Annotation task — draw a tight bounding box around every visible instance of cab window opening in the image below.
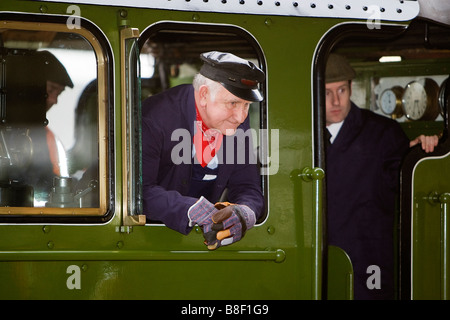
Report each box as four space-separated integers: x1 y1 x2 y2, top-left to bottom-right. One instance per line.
136 23 268 225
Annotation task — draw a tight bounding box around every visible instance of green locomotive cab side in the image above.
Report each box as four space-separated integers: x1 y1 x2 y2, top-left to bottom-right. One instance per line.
0 0 449 301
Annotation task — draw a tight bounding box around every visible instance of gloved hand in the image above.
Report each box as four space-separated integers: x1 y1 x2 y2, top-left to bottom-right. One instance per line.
187 196 218 228
202 202 256 250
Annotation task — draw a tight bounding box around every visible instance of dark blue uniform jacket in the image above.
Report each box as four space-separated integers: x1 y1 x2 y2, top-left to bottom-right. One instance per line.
142 84 263 235
326 103 409 300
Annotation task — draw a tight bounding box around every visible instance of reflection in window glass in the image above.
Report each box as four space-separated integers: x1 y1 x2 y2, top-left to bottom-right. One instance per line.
0 29 99 208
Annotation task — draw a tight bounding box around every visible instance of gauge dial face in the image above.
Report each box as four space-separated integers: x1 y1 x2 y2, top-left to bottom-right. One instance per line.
439 78 448 116
402 81 427 120
380 89 397 115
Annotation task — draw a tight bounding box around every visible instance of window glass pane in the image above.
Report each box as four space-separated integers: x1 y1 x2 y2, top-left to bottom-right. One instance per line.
0 26 100 210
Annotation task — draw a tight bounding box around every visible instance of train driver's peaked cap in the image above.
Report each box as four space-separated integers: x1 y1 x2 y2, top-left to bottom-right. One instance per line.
326 53 356 84
199 51 265 102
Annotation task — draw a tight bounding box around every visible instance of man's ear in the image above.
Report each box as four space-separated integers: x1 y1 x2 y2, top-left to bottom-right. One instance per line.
197 85 209 107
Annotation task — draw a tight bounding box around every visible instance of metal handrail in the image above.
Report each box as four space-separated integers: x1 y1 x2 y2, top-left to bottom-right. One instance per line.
299 167 325 300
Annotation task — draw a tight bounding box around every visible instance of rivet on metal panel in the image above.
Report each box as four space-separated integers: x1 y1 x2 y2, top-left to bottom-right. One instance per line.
119 9 128 18
275 249 286 263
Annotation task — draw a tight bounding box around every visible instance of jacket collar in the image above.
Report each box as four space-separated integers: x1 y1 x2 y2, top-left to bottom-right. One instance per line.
330 102 364 150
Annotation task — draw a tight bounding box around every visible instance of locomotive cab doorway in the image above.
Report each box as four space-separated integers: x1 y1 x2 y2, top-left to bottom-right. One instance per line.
316 19 450 299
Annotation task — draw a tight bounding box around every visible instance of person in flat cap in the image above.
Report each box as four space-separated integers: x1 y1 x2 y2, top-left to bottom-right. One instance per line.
17 50 74 203
324 53 438 300
141 51 265 249
37 50 74 112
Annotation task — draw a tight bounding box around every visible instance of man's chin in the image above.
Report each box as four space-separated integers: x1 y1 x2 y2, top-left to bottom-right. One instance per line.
223 128 237 136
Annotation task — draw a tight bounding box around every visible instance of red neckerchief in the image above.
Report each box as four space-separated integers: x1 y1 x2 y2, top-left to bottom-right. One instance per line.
193 105 223 167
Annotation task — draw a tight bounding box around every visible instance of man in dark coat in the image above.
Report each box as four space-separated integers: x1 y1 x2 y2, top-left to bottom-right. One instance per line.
142 51 264 249
325 53 438 299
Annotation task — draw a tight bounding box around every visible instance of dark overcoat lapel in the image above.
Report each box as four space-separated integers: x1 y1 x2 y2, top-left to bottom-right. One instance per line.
326 102 409 299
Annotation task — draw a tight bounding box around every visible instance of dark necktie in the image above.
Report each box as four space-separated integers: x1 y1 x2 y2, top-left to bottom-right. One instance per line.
325 128 332 147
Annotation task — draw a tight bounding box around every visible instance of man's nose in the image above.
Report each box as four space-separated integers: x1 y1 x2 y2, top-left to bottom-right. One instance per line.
331 91 340 106
233 107 247 124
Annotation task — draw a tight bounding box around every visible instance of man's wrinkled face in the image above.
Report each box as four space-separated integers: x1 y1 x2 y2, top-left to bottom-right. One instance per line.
199 84 251 136
325 80 352 126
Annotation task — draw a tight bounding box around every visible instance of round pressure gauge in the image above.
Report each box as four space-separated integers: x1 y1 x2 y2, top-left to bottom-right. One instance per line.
379 86 404 118
402 78 440 121
438 77 449 116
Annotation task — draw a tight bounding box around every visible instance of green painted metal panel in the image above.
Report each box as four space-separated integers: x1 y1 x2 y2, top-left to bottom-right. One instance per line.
411 152 450 299
327 245 354 300
0 0 353 300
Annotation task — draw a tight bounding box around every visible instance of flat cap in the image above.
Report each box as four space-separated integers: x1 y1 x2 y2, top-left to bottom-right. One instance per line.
326 53 356 83
199 51 265 102
37 50 74 88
